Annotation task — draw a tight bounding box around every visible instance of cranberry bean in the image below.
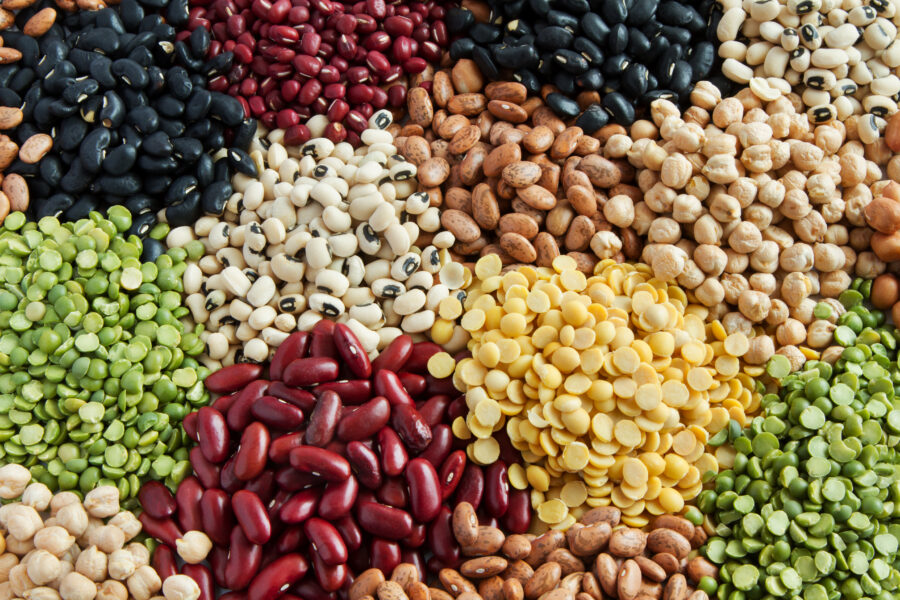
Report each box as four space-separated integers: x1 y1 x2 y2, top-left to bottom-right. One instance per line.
318 475 358 520
270 332 310 381
268 382 316 411
390 403 432 452
175 477 205 532
305 390 341 447
197 407 230 463
226 527 263 591
376 477 408 508
250 396 305 429
345 441 382 489
227 380 270 431
336 395 391 441
274 525 306 553
205 363 263 393
138 481 176 519
234 422 270 481
503 489 532 534
439 450 467 500
138 513 183 548
405 458 441 523
484 462 510 518
369 539 401 575
283 357 339 387
333 516 363 551
314 379 372 404
304 518 348 565
233 490 272 545
454 463 485 509
279 489 320 523
356 501 414 540
289 446 352 481
377 427 408 477
200 489 235 546
152 544 178 581
247 554 308 600
189 447 220 489
427 506 460 566
183 564 215 600
374 370 413 407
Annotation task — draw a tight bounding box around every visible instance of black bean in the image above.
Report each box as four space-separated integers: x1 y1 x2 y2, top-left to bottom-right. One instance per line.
647 35 671 61
165 192 201 227
40 155 64 187
528 0 551 15
513 69 541 95
558 0 589 14
37 194 75 219
128 211 157 238
446 7 475 33
626 0 658 25
112 58 149 88
0 89 21 107
9 68 35 94
574 37 604 65
200 180 231 214
10 35 39 66
505 20 533 37
602 54 630 77
669 60 692 93
227 147 258 177
626 29 651 55
580 13 610 46
76 28 121 54
208 92 243 126
57 116 89 151
575 104 609 133
124 194 154 216
657 1 691 25
546 9 579 28
449 37 475 60
660 25 691 45
102 144 138 175
553 71 577 95
493 44 538 70
622 63 650 97
95 174 141 195
49 99 78 119
536 25 574 49
553 49 589 74
546 93 580 118
473 46 500 81
0 65 17 88
470 23 502 45
213 157 230 182
143 174 172 194
575 69 603 91
62 79 99 105
203 51 232 78
167 66 192 99
155 95 185 118
184 119 212 140
601 0 627 23
60 158 90 193
80 128 111 173
602 92 634 124
185 89 211 121
642 89 679 105
607 23 629 53
126 105 158 134
189 26 210 58
94 9 126 34
687 41 714 79
65 196 101 220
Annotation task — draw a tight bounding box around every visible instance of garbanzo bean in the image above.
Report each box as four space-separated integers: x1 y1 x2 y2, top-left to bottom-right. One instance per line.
451 255 763 527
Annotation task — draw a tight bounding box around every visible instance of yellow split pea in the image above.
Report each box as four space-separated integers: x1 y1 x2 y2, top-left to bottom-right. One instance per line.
451 256 762 526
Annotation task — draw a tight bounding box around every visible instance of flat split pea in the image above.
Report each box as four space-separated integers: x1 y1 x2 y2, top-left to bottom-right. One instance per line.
452 255 764 528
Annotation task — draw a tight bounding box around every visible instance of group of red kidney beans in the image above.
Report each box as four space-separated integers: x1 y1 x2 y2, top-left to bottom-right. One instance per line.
179 0 450 145
135 320 530 600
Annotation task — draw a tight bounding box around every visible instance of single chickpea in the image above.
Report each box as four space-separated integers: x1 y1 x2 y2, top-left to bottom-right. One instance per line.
77 519 104 550
9 564 34 597
174 532 212 566
96 581 127 600
631 202 655 235
33 527 74 558
124 544 149 569
22 586 60 600
647 217 681 244
0 553 19 582
589 231 622 259
644 182 676 213
88 527 124 555
790 298 818 325
672 194 703 223
806 320 837 348
59 572 97 600
104 514 139 544
6 536 34 557
780 243 814 272
749 273 777 295
0 466 30 501
21 485 52 513
0 581 12 600
713 98 745 129
782 272 812 306
25 551 60 587
602 195 635 228
650 247 686 282
724 249 750 274
693 215 723 245
690 81 723 110
106 550 135 581
793 210 827 243
722 274 750 305
722 312 753 336
702 155 740 184
776 318 807 346
74 546 106 583
605 134 634 157
676 259 705 289
744 335 775 365
820 270 851 298
727 221 763 253
6 506 43 542
82 488 119 520
694 277 725 307
161 576 201 600
813 243 845 272
738 290 771 322
127 566 161 600
855 252 886 279
708 193 741 222
54 505 88 538
843 184 872 226
820 197 845 224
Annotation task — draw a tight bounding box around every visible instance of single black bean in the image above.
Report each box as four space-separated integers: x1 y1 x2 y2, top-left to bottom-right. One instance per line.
65 196 102 220
9 68 35 94
660 25 691 45
558 0 589 13
10 35 39 67
622 63 650 98
125 194 154 215
167 66 192 99
626 29 651 55
49 99 78 119
213 157 230 182
57 116 89 151
60 158 91 194
574 37 604 65
535 25 573 49
602 91 634 124
166 0 189 26
62 79 99 105
127 105 159 135
112 58 149 88
446 7 475 33
137 155 178 172
165 192 201 227
142 131 172 156
102 144 138 175
158 117 185 138
37 194 75 219
95 9 126 34
95 174 141 196
173 137 202 162
40 155 64 187
128 211 157 238
575 104 609 133
575 68 603 91
473 46 501 81
208 92 243 126
546 93 580 118
553 49 589 74
626 0 658 25
687 41 714 79
669 60 693 92
226 147 257 177
581 12 610 46
189 27 210 58
184 119 212 140
80 128 111 173
602 54 629 77
601 0 627 23
203 52 232 77
155 95 185 118
505 20 533 37
0 88 21 107
492 44 538 70
449 37 474 60
607 23 629 53
100 91 126 128
200 180 231 214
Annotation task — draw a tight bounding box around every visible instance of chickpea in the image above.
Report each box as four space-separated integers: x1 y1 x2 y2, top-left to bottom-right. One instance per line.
126 567 161 600
693 215 723 245
22 586 60 600
694 277 725 307
776 318 807 346
49 495 80 518
744 335 775 364
722 274 750 305
103 516 138 545
790 298 818 325
0 466 30 501
644 182 676 213
782 272 812 306
727 222 762 253
647 217 681 244
25 552 60 587
161 576 200 600
855 252 886 279
96 581 127 600
123 545 148 570
21 486 52 513
631 202 655 235
82 489 119 520
54 505 87 539
7 506 43 542
0 554 19 583
74 547 106 583
650 247 686 282
59 572 96 600
806 320 836 348
693 245 728 277
749 273 776 295
9 564 34 597
820 345 845 364
724 249 750 274
765 299 790 326
106 551 134 582
33 529 74 559
722 312 753 336
672 194 703 223
676 259 705 289
793 210 827 243
87 528 123 555
602 195 635 228
7 536 35 557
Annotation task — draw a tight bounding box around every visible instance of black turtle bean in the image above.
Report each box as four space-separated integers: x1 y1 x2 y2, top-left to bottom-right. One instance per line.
80 128 111 173
102 144 138 175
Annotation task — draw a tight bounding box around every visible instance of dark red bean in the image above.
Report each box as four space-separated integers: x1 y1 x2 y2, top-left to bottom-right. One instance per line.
336 396 390 441
370 336 412 373
396 372 426 397
304 518 347 566
318 476 358 520
197 407 230 464
418 424 452 467
275 467 318 491
345 441 382 489
212 392 238 414
247 554 308 600
403 342 441 373
233 490 272 545
274 525 306 553
138 481 176 519
405 458 441 523
250 396 305 429
243 470 276 504
183 412 199 442
454 462 485 509
305 390 341 447
234 422 270 481
377 427 408 477
310 320 338 358
313 379 372 405
152 544 177 580
283 357 339 387
206 363 263 393
138 513 183 548
269 432 306 464
426 506 459 566
267 382 316 411
183 564 215 600
374 370 414 407
484 461 509 518
333 516 363 551
383 15 413 36
200 489 235 546
369 539 401 575
390 403 432 453
279 489 320 523
438 450 466 500
356 501 413 540
289 446 352 481
189 447 220 490
503 488 532 534
365 50 390 74
333 323 372 378
402 522 427 549
226 380 270 431
226 526 263 591
270 332 310 381
376 476 408 508
175 476 205 532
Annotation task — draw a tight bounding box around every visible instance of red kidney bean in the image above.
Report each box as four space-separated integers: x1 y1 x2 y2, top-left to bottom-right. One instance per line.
268 382 316 411
233 490 272 545
205 363 263 393
175 477 204 532
484 461 509 518
426 506 459 567
183 412 199 442
377 427 408 477
183 564 215 600
402 522 427 549
312 553 348 592
269 432 306 463
234 422 270 481
274 525 306 553
397 372 426 397
304 518 347 565
189 447 220 490
369 539 401 575
310 320 338 358
375 476 408 508
197 407 230 464
220 457 242 494
305 390 341 447
503 489 532 534
138 513 183 548
247 554 308 600
390 404 432 453
405 458 441 523
345 441 382 489
279 489 320 523
356 501 413 540
374 370 414 407
211 392 238 414
332 323 372 378
418 424 452 467
318 476 358 520
209 546 229 588
283 357 339 387
289 446 351 481
270 332 310 381
226 527 264 590
275 466 318 491
243 469 276 504
438 450 466 500
333 516 362 551
314 379 372 405
227 380 270 431
138 481 176 519
152 544 178 580
336 395 390 441
454 463 485 509
250 395 305 429
402 342 441 374
200 489 235 546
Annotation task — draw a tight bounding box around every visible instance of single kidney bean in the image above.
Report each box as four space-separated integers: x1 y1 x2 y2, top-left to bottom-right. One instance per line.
484 462 510 518
290 446 352 481
205 363 264 393
305 389 341 447
425 373 457 396
183 564 215 600
244 470 276 505
309 320 338 359
283 357 340 387
226 526 264 591
234 490 272 545
279 489 320 523
334 323 372 378
402 522 427 549
417 424 452 467
209 546 230 588
189 447 221 490
304 518 348 566
289 582 330 600
333 516 363 551
503 489 532 534
405 458 441 523
175 476 205 533
312 552 349 592
152 544 178 580
390 404 432 453
138 481 177 519
377 427 408 477
212 392 238 414
402 342 441 373
183 412 199 442
318 476 358 520
417 395 451 428
374 370 414 407
268 382 316 411
345 441 382 489
220 457 242 495
274 525 306 553
426 506 459 567
234 422 271 481
200 489 235 546
275 467 319 491
369 538 401 575
269 432 306 463
227 380 271 431
247 554 309 600
397 372 426 397
454 463 485 509
376 477 408 508
138 513 183 548
198 406 230 463
313 380 372 405
356 501 413 540
251 396 305 429
270 331 310 381
439 450 467 500
336 396 390 441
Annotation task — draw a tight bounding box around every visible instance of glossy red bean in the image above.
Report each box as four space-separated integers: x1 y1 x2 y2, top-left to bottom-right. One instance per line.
418 424 452 467
345 66 371 84
183 412 199 442
250 396 305 429
206 363 263 393
274 525 306 553
397 372 425 397
243 469 276 504
283 357 339 387
374 370 414 407
439 450 466 499
279 489 320 523
197 407 230 463
391 36 413 62
189 447 220 490
346 84 374 104
227 379 270 431
304 518 347 566
200 489 235 546
377 427 408 477
297 79 323 106
369 539 401 575
402 57 427 73
383 15 413 36
211 392 238 414
405 458 441 523
336 395 390 441
484 461 509 518
390 403 432 453
333 323 372 378
345 441 382 489
418 397 451 428
333 515 363 551
327 99 350 122
402 342 441 373
426 506 459 566
289 446 351 481
362 31 390 51
247 554 308 600
356 501 413 540
267 382 316 411
503 488 532 534
284 124 312 146
403 522 427 549
305 390 341 447
376 476 408 508
275 466 318 491
209 545 229 588
175 476 205 532
268 432 306 464
234 422 270 481
345 110 368 133
152 544 177 580
226 526 263 590
183 564 215 600
318 476 358 520
138 481 176 519
233 490 272 545
388 84 407 107
454 462 484 509
365 50 389 74
138 513 183 548
314 379 372 405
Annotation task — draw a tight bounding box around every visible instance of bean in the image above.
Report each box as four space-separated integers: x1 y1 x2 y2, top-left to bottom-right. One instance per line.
289 446 352 481
305 518 348 565
197 407 230 464
234 423 270 481
247 554 309 600
137 481 177 519
305 390 341 447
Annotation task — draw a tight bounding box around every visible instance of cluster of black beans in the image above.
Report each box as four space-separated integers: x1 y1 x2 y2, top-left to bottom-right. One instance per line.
447 0 731 128
0 0 258 236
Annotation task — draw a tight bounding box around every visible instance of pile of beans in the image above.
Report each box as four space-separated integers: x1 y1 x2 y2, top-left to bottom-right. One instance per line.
714 0 900 139
445 0 724 126
700 291 900 600
182 0 451 145
0 0 256 232
350 502 718 600
450 254 760 528
142 323 531 597
169 110 472 368
0 209 207 501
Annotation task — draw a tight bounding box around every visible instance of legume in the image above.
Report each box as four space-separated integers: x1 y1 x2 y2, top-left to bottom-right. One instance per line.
450 254 761 527
0 209 207 503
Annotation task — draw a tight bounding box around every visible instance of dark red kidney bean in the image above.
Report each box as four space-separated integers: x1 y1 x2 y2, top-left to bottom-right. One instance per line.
356 501 413 539
369 539 401 575
417 424 452 467
251 396 305 430
426 506 459 566
390 404 432 453
275 467 319 491
152 544 177 580
234 422 270 481
205 363 263 393
397 372 426 397
197 407 230 464
313 380 372 405
376 427 408 477
503 489 532 534
425 373 458 396
227 380 270 431
189 447 220 489
374 370 414 407
305 390 341 447
267 489 292 523
183 412 199 442
333 323 372 378
200 489 234 546
269 432 306 463
220 457 242 494
324 438 347 457
247 554 308 600
209 546 229 588
484 462 509 518
175 476 204 532
267 382 316 411
447 396 467 421
243 469 276 504
402 342 441 374
405 458 441 523
233 490 272 545
318 476 358 520
283 357 340 387
270 331 310 381
220 592 247 600
138 481 176 519
183 564 215 600
312 553 348 593
279 489 320 523
454 463 485 509
333 516 362 551
336 396 390 441
274 525 306 554
226 527 263 591
345 441 382 489
375 476 408 508
290 582 332 600
212 392 238 414
402 522 426 549
138 513 183 548
304 518 348 565
310 320 338 359
439 450 466 499
289 446 351 481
